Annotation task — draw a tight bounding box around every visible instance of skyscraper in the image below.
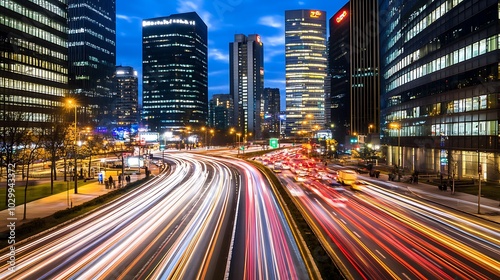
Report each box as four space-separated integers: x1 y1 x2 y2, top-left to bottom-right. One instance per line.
208 94 233 131
379 0 500 181
142 12 208 133
262 88 280 138
230 34 264 139
68 0 116 127
285 9 327 137
114 66 138 128
0 0 68 128
327 4 350 143
350 0 380 136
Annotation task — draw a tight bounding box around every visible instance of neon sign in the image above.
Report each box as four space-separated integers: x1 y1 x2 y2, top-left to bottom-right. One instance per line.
310 11 322 18
336 11 347 23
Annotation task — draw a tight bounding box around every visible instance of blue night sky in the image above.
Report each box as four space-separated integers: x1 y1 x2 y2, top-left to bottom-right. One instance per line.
116 0 349 109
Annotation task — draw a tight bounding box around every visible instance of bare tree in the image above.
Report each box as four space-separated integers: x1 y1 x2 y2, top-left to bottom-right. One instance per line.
79 133 104 179
42 121 69 194
0 112 30 207
21 128 43 220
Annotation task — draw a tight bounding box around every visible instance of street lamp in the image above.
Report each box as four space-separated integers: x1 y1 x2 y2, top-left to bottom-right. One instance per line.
201 126 207 149
209 129 214 149
67 99 79 194
390 123 401 168
236 133 241 154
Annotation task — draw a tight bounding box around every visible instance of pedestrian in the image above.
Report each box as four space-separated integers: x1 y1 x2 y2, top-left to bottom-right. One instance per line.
108 175 114 188
126 175 130 184
118 174 122 186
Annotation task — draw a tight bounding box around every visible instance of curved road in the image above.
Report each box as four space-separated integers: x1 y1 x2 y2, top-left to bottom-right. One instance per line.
0 152 310 279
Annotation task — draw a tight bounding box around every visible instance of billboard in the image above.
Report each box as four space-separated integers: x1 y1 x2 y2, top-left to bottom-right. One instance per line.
138 132 159 143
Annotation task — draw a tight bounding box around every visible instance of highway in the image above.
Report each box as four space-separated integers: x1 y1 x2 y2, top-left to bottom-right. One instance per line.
0 152 310 279
272 150 500 279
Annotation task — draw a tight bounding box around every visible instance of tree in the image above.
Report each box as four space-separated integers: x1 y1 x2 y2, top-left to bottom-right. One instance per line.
79 133 104 178
42 121 69 194
0 112 31 207
21 128 43 220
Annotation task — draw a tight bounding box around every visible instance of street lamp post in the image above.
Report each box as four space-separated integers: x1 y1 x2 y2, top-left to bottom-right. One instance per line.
209 129 214 149
202 127 208 149
236 133 241 155
478 151 481 214
390 123 401 168
67 99 79 194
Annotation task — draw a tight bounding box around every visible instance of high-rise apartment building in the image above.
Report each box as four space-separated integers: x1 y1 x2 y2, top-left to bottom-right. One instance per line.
285 9 327 137
379 0 500 181
68 0 116 126
114 66 138 128
230 34 264 139
0 0 68 128
208 94 233 131
262 88 280 138
142 12 208 133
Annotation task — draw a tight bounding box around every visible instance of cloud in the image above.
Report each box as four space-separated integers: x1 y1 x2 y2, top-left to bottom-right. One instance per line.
266 79 286 85
176 0 215 30
209 69 227 76
208 84 229 94
258 15 283 29
262 34 285 46
264 48 284 62
209 48 229 62
116 14 142 23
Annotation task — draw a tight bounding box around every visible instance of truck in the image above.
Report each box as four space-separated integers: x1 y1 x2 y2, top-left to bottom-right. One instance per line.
337 170 357 186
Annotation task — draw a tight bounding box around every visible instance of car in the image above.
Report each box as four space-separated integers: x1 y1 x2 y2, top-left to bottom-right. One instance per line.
350 180 368 191
294 175 307 182
272 168 282 173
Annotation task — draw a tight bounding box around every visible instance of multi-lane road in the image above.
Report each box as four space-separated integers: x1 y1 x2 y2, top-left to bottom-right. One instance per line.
274 150 500 279
2 147 500 279
0 152 311 279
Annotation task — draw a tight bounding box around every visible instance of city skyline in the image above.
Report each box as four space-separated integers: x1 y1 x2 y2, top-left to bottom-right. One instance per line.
116 0 349 108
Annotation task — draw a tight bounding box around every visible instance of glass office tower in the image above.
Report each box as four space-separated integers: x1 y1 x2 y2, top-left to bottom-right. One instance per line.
285 9 327 137
328 3 351 145
114 66 138 128
0 0 68 128
68 0 116 126
379 0 500 181
142 12 208 133
350 0 380 137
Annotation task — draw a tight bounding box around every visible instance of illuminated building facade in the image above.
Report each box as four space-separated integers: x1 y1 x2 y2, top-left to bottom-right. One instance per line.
0 0 68 128
142 12 208 133
380 0 500 181
262 88 280 138
68 0 116 126
208 94 233 131
230 34 264 139
350 0 380 137
285 9 327 137
327 3 351 144
114 66 138 128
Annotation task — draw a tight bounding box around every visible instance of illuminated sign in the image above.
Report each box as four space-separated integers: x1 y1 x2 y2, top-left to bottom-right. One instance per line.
138 132 159 142
336 11 347 23
269 138 279 149
143 18 196 27
310 10 322 18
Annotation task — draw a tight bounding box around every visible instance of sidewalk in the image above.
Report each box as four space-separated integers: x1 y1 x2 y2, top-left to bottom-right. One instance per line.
358 170 500 224
0 172 149 227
